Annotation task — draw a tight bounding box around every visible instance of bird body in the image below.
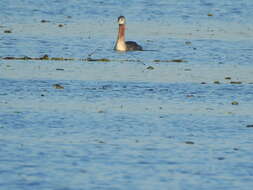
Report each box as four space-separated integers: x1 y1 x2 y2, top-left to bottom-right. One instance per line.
114 16 143 51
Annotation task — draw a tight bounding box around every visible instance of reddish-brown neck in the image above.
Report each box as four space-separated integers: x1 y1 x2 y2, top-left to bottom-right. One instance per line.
118 24 125 40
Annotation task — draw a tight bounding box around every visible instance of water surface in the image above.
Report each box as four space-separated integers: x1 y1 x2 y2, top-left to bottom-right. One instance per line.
1 0 253 190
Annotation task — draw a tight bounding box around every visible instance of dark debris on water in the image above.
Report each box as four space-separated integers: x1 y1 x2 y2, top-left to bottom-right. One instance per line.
1 55 188 63
153 59 187 63
146 66 155 70
53 84 64 89
2 55 74 61
41 19 50 23
230 81 242 84
185 141 195 145
231 101 239 105
4 30 12 33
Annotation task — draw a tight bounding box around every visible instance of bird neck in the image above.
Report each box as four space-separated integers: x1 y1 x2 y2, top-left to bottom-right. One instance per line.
115 24 127 51
118 24 125 41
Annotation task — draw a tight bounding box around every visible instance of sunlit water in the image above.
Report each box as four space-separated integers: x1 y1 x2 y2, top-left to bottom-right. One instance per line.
1 1 253 190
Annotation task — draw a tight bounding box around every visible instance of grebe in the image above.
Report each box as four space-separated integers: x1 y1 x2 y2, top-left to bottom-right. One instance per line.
114 16 143 51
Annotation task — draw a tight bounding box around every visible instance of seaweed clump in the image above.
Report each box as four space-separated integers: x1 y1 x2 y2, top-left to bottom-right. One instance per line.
52 84 64 89
84 58 110 62
153 59 187 63
2 54 74 61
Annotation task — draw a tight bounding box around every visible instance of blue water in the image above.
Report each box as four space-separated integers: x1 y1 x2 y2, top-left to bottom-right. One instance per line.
1 0 253 24
1 1 253 190
0 79 253 190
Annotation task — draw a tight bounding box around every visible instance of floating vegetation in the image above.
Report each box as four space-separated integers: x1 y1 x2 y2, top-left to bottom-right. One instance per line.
153 59 187 63
230 81 242 84
217 157 225 160
3 56 30 60
231 101 239 105
53 84 64 89
41 19 50 23
121 59 141 63
214 81 220 84
1 55 187 64
50 57 74 61
2 55 74 61
40 54 49 60
169 59 186 63
84 58 110 62
4 30 12 33
207 13 214 16
146 66 155 70
1 56 110 62
185 141 195 145
97 140 106 144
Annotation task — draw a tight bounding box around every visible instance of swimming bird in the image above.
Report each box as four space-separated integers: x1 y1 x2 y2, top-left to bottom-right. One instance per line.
114 16 143 51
